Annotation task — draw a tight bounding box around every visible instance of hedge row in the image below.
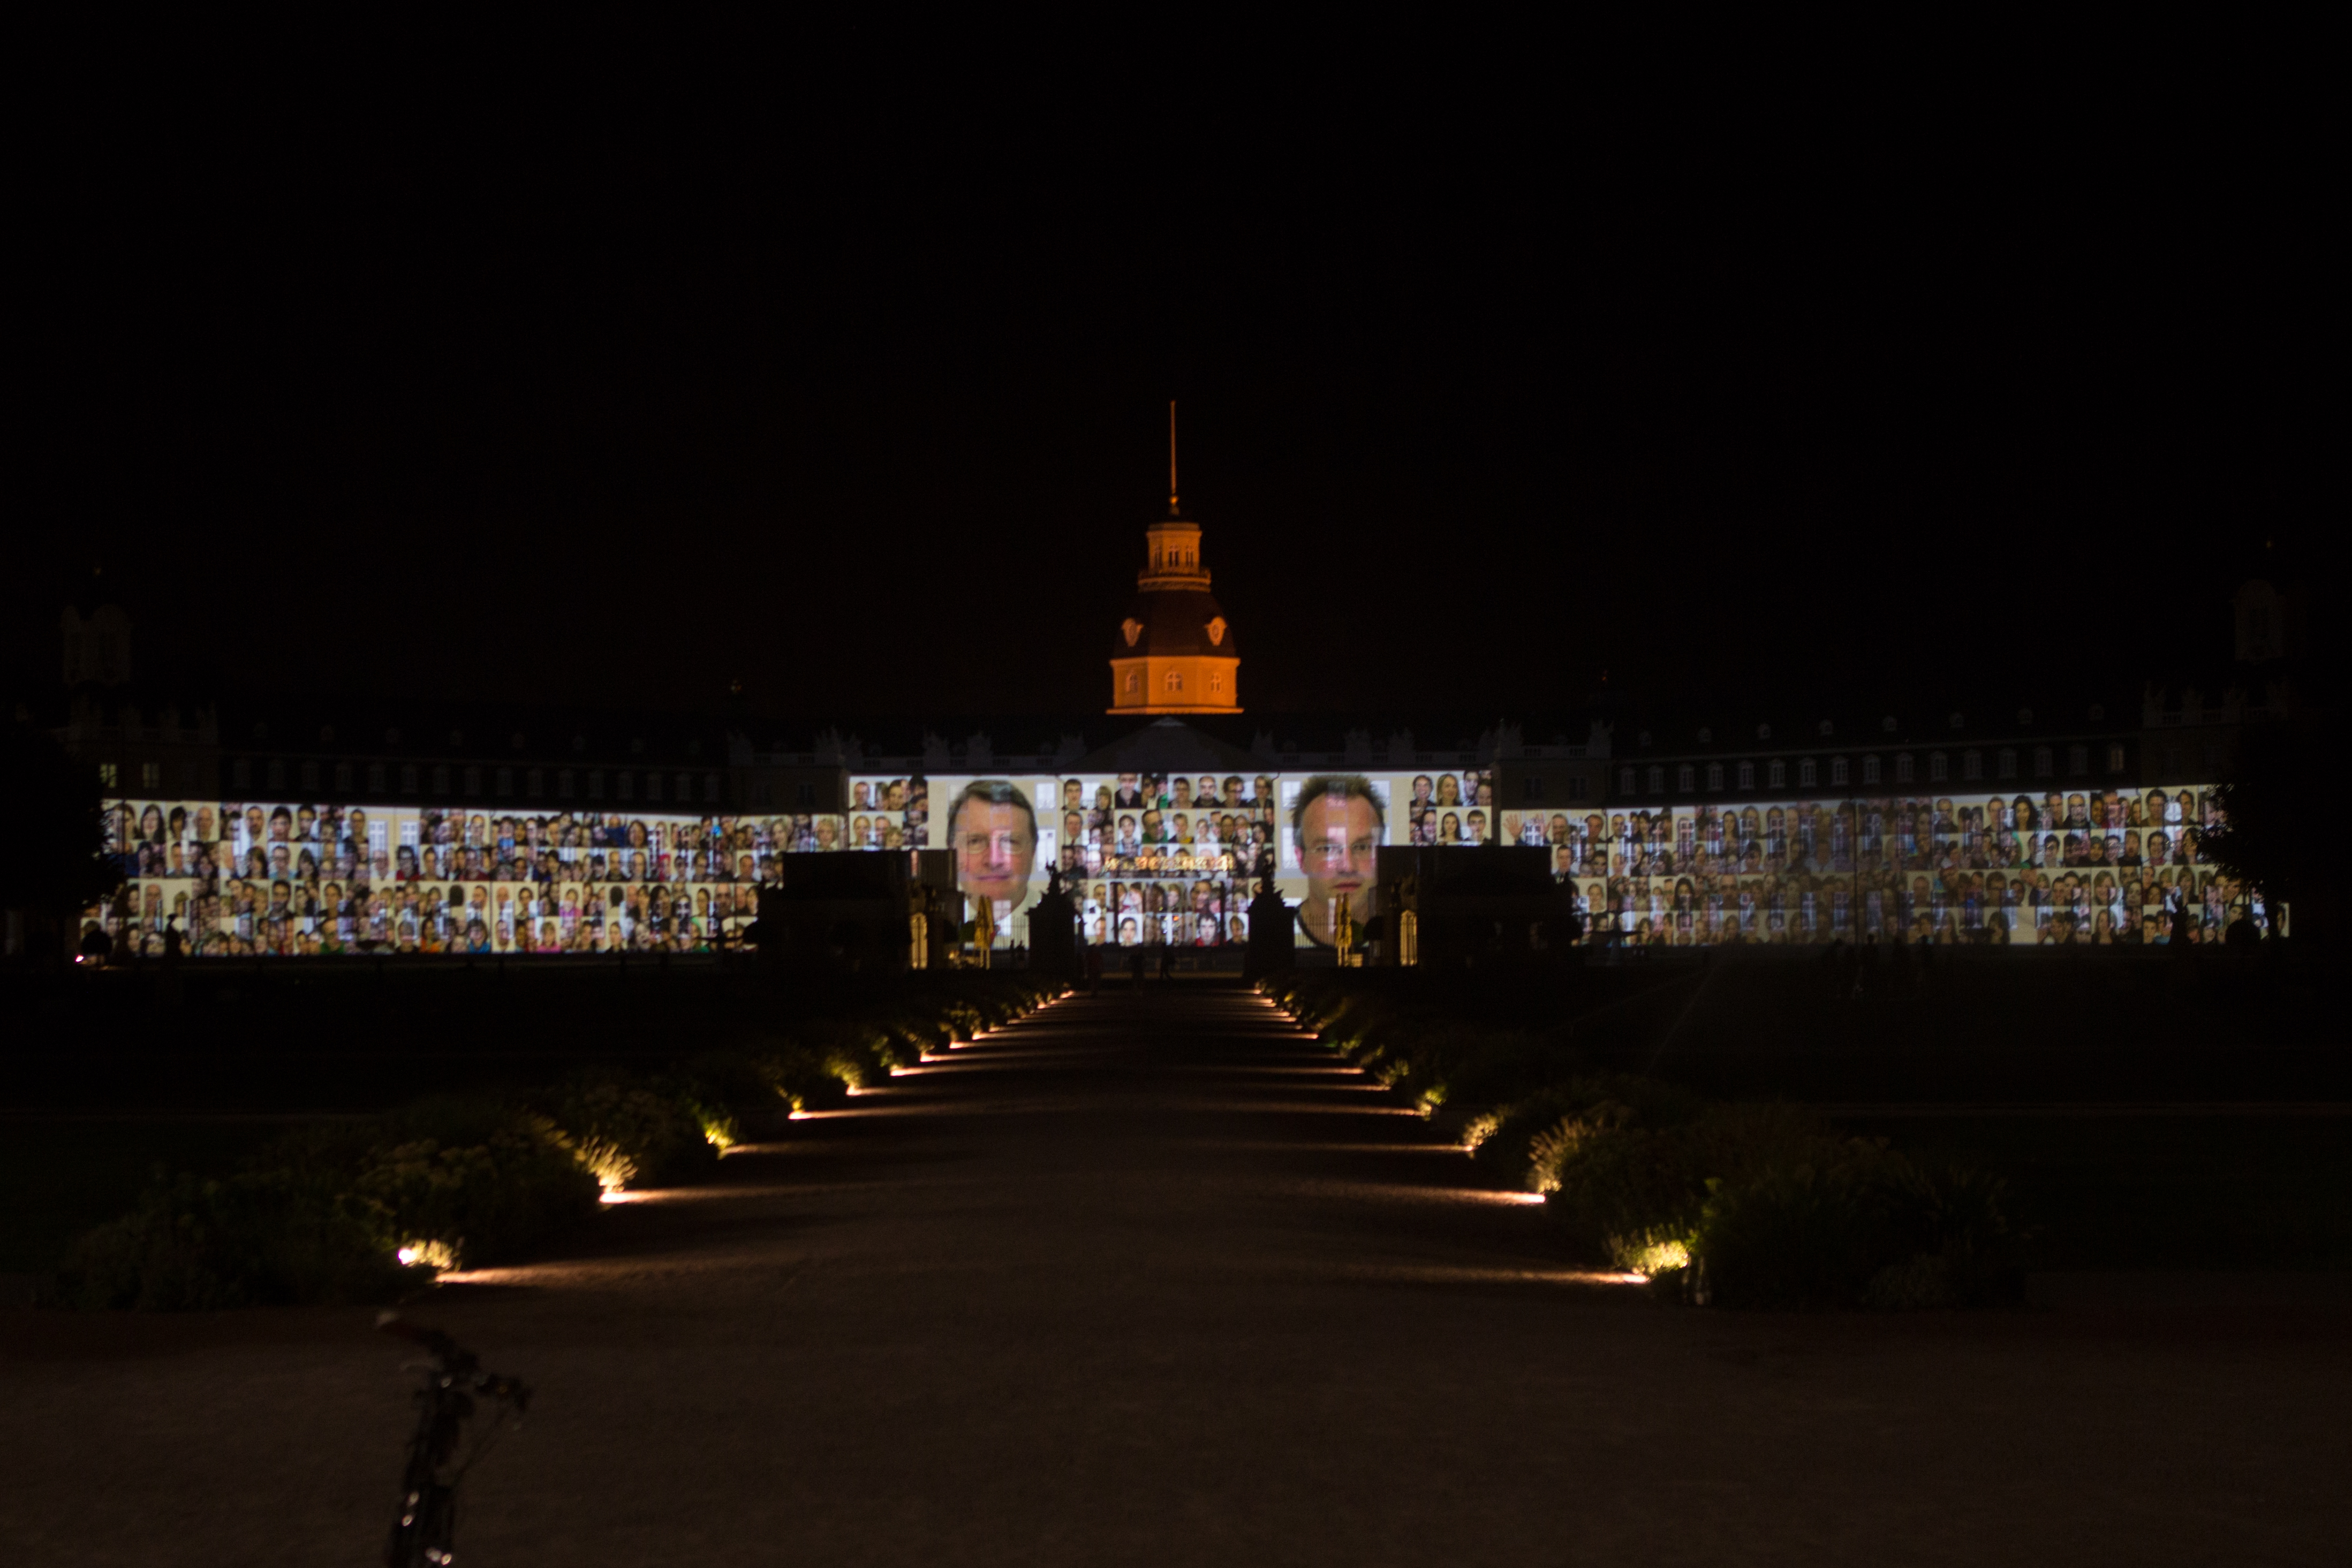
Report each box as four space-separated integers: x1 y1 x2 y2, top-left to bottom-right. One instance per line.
48 974 1059 1310
1260 973 2023 1309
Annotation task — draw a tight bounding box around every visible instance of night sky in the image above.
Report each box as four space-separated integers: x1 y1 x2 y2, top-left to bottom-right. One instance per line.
13 39 2323 730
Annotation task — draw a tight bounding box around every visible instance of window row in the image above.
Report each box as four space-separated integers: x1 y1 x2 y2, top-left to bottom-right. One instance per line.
1621 744 2128 798
225 758 724 804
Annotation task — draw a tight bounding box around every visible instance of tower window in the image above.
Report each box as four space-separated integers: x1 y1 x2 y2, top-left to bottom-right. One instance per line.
1125 670 1140 694
1164 670 1183 693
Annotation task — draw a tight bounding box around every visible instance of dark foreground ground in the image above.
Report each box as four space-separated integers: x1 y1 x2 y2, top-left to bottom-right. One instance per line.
4 986 2348 1565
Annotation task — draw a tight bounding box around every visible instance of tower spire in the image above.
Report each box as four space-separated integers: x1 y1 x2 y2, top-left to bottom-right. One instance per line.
1168 399 1179 516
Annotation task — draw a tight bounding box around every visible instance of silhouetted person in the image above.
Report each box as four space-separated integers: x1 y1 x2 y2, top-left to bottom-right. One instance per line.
2169 898 2192 952
162 916 182 964
1084 942 1102 993
1129 944 1146 984
1157 943 1175 981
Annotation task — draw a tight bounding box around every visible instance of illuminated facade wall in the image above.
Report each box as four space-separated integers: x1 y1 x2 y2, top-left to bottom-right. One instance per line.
907 764 1493 951
99 800 842 957
92 771 2243 956
1500 783 2238 944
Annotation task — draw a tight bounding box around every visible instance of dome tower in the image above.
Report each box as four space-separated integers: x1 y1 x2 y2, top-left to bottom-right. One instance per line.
1109 405 1241 715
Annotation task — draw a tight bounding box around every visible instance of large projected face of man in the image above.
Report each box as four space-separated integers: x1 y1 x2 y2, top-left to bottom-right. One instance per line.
949 780 1038 925
1294 774 1383 947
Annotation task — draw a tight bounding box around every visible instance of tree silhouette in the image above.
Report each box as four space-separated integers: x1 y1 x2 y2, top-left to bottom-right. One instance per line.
2197 722 2323 940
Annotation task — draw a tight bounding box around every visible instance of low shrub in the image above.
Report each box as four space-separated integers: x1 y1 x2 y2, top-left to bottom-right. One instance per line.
49 973 1061 1310
51 1168 421 1311
350 1103 602 1269
1266 974 2024 1310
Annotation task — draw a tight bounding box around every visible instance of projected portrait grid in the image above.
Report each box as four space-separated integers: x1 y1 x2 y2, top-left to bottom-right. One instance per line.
95 801 846 957
846 775 928 852
1500 783 2234 945
1051 771 1272 948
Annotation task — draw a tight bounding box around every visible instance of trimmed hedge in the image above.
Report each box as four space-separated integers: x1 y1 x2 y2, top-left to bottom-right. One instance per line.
48 974 1058 1310
1262 972 2024 1309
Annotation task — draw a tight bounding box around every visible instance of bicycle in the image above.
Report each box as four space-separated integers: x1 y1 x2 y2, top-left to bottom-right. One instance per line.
378 1312 533 1567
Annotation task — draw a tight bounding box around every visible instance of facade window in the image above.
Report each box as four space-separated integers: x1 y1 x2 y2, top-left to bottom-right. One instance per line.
335 762 354 793
267 759 285 790
589 770 606 801
2068 744 2088 775
1619 767 1635 795
617 772 634 801
465 766 482 795
527 769 543 799
1737 761 1755 790
432 764 450 794
1799 758 1818 788
678 772 695 802
2033 746 2053 777
1523 775 1545 802
301 760 319 790
1998 748 2017 779
557 770 573 799
1831 757 1849 786
1963 750 1982 781
1895 753 1914 784
646 772 663 802
229 759 247 790
1768 760 1786 789
1706 762 1723 791
1929 752 1948 782
797 780 817 808
1676 764 1694 792
141 761 161 790
1569 774 1586 797
495 767 513 798
705 773 721 802
1647 766 1664 793
1862 755 1880 785
365 763 384 793
2106 743 2126 773
401 764 418 793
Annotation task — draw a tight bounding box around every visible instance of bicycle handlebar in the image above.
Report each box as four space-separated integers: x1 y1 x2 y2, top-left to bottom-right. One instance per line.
377 1313 532 1410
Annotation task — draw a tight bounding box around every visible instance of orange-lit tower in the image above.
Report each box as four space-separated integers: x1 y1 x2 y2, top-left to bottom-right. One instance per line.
1109 404 1241 715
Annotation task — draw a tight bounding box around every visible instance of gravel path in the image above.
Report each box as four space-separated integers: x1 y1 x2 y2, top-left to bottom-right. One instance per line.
4 985 2346 1565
